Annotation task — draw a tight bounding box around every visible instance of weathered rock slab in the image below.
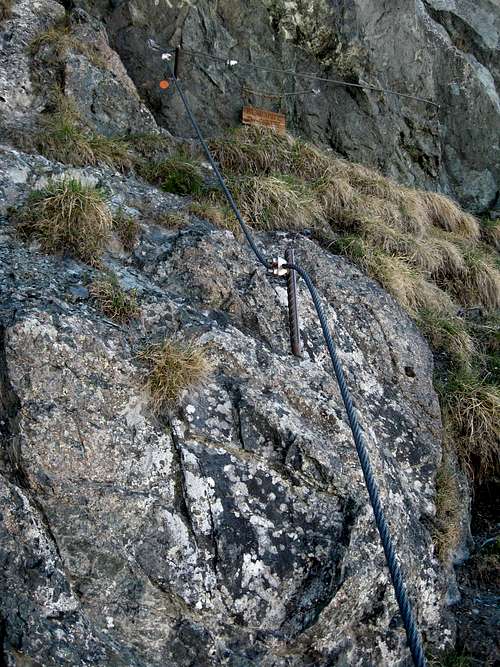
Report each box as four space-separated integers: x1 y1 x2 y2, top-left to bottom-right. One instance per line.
0 166 454 663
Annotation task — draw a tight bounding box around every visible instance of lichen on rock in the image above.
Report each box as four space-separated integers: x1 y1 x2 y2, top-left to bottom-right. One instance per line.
1 0 497 664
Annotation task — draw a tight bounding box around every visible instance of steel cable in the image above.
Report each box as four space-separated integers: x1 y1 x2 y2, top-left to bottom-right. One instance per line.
285 262 428 667
164 59 270 269
162 53 428 667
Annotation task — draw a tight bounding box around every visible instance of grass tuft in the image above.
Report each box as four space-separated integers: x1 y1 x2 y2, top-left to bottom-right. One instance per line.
139 157 204 196
13 179 112 265
458 247 500 310
226 174 325 233
466 312 500 385
139 338 211 410
429 651 472 667
417 310 475 367
438 369 500 482
433 453 464 564
207 124 500 495
90 274 139 322
128 132 173 155
113 210 140 252
189 201 239 235
153 211 190 229
0 0 12 21
209 125 330 180
370 254 454 316
480 217 500 250
209 126 499 315
422 192 480 239
35 94 132 170
30 15 106 68
468 538 500 587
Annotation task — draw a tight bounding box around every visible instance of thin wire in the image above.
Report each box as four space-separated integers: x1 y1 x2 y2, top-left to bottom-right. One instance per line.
242 86 318 100
178 46 439 108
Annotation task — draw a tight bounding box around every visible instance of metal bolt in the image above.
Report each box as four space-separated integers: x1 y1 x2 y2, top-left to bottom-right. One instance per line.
285 247 301 357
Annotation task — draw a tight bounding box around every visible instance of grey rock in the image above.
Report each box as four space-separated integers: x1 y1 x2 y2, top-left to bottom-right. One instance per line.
0 144 186 219
0 0 158 143
0 152 455 664
63 9 159 137
83 0 500 214
0 0 65 136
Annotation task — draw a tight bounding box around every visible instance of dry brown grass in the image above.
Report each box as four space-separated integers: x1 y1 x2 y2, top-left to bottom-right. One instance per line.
469 541 500 588
30 16 106 68
456 247 500 310
210 126 332 180
371 254 455 316
433 452 464 564
128 132 175 160
417 310 475 366
422 192 479 239
226 174 325 233
90 274 139 323
210 126 500 315
209 125 500 487
189 201 240 235
0 0 12 21
439 369 500 482
154 211 190 229
139 338 211 410
331 238 455 314
14 179 112 265
481 217 500 250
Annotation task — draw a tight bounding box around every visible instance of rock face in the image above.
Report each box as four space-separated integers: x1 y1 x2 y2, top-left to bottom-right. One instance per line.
0 141 454 664
73 0 499 215
0 0 158 141
0 0 484 663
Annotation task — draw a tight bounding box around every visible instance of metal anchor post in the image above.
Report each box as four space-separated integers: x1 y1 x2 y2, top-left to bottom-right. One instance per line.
174 46 181 80
285 247 301 357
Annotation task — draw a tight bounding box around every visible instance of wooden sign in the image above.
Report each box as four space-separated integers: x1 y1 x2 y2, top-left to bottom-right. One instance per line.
242 106 286 134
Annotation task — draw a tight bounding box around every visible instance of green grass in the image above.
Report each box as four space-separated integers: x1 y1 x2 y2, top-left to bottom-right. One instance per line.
13 179 112 266
138 157 204 196
35 95 132 170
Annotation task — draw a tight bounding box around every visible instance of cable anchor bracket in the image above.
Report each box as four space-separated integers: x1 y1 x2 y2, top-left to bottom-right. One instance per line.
271 257 289 277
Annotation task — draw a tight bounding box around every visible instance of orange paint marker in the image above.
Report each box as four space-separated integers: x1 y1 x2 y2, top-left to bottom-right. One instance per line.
159 80 170 90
